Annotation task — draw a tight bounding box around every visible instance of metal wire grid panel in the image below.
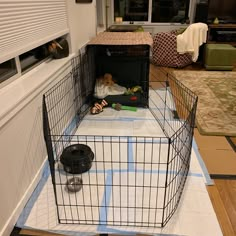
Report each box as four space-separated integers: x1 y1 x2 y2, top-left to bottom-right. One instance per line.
43 54 197 228
148 70 198 226
43 50 95 137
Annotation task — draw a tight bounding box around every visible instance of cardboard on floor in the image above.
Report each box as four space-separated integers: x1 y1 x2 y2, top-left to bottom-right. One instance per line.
194 129 236 177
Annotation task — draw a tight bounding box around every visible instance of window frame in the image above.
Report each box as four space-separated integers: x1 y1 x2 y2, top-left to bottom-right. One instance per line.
0 59 17 84
19 44 51 75
0 34 68 89
111 0 192 25
0 58 21 89
0 0 69 89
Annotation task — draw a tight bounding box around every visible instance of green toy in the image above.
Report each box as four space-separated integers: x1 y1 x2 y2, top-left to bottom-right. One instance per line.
124 85 143 95
112 103 137 112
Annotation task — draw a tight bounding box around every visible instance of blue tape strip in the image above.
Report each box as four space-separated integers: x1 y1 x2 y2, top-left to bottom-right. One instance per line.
128 137 134 171
192 139 213 185
96 171 136 235
97 170 112 231
64 116 78 135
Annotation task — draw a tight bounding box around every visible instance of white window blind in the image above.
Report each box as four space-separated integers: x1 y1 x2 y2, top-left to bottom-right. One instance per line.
0 0 69 64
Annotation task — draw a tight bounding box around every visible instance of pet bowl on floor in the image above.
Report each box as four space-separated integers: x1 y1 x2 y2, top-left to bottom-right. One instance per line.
60 144 94 174
66 177 83 193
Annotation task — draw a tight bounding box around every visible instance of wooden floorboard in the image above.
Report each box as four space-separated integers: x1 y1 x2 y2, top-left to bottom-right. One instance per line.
228 137 236 152
207 184 235 236
214 179 236 234
230 137 236 144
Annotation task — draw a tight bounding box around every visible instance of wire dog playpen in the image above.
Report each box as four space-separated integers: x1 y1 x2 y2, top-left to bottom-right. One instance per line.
43 50 198 228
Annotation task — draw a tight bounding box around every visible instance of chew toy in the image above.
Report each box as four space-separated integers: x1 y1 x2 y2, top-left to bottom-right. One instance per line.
112 103 137 112
90 99 108 115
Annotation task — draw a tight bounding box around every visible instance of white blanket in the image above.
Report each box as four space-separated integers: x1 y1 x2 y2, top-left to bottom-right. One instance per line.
177 23 208 62
94 79 127 99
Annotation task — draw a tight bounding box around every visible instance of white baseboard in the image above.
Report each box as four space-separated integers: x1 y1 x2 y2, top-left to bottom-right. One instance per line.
0 158 48 236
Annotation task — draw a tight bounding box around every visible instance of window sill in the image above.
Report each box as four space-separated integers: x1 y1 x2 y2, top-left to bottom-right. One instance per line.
111 22 190 26
0 54 74 128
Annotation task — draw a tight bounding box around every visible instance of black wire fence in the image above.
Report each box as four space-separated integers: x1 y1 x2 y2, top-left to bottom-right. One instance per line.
43 48 197 228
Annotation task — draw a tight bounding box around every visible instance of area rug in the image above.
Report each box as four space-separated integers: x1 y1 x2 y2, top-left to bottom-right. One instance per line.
172 70 236 136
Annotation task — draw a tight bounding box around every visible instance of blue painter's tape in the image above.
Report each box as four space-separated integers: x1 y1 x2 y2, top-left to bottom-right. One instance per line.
128 137 134 171
63 116 78 136
96 170 136 235
97 170 112 230
192 139 213 185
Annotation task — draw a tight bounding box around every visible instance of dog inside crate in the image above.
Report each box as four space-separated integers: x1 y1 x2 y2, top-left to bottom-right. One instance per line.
43 48 197 228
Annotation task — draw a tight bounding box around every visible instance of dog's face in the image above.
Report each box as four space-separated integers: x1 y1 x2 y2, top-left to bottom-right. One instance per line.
102 73 114 86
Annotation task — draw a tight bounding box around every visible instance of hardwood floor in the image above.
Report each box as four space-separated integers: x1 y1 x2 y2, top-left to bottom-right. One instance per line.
207 181 236 236
215 180 236 233
228 137 236 152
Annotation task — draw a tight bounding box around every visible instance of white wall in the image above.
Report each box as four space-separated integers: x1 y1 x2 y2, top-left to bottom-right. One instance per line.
0 97 46 231
0 58 73 236
66 0 97 53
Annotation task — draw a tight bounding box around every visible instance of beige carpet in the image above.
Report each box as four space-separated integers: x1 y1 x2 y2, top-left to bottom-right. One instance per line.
172 70 236 136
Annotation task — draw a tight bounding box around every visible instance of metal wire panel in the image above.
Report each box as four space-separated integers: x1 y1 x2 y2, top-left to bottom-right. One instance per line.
43 48 197 228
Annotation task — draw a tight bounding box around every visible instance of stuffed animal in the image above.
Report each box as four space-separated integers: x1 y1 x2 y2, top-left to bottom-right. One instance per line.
48 38 69 59
99 73 115 87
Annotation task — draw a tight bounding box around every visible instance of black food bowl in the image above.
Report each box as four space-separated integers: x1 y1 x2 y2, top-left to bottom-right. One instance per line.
60 144 94 174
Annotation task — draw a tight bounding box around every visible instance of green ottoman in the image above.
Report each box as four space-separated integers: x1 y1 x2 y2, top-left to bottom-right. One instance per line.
204 44 236 70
